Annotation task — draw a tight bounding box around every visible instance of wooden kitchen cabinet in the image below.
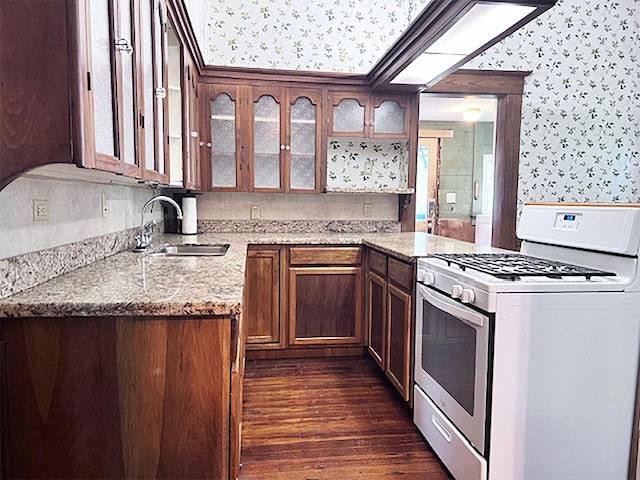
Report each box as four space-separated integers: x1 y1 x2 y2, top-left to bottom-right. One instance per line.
245 246 285 349
288 246 363 346
202 84 322 193
366 248 414 402
0 0 201 190
329 91 410 139
0 315 240 479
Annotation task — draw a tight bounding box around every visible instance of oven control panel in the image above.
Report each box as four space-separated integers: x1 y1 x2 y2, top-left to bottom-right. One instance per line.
554 212 583 230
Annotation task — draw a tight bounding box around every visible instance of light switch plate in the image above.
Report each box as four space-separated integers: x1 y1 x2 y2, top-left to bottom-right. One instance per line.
33 199 49 221
445 192 457 204
101 193 108 218
250 205 260 220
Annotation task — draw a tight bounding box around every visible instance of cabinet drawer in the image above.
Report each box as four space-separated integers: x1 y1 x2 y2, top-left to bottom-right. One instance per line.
388 257 414 291
369 249 387 276
289 246 361 266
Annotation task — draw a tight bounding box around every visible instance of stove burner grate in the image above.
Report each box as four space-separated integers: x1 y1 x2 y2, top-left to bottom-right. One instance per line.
428 253 616 281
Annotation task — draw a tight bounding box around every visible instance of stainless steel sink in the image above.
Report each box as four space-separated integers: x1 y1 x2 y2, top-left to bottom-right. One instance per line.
146 243 230 257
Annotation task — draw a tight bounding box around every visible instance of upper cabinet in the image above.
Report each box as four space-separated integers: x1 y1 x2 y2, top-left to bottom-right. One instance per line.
329 92 410 139
202 84 322 193
0 0 199 190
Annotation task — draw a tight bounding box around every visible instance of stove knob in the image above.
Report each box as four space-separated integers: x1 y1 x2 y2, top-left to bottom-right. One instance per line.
451 284 464 299
417 270 436 285
461 288 476 304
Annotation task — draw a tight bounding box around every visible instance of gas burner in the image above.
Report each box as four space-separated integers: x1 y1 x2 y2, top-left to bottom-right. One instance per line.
428 253 616 281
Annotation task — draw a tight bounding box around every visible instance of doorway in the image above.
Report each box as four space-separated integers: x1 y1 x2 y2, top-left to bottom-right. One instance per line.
415 95 497 245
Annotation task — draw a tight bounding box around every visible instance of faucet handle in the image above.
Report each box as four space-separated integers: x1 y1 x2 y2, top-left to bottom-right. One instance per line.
143 219 157 235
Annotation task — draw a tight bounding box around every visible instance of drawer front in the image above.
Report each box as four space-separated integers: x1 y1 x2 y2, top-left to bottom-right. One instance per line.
414 386 487 480
289 246 361 266
387 257 414 291
369 249 387 276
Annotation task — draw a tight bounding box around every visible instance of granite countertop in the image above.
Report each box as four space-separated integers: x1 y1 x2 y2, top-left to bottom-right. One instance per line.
0 232 501 318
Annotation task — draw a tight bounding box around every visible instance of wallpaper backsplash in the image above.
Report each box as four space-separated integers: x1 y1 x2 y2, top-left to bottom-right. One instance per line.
465 0 640 207
205 0 431 72
327 139 409 190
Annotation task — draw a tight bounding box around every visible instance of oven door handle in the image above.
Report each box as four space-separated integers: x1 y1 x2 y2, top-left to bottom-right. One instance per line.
417 283 485 328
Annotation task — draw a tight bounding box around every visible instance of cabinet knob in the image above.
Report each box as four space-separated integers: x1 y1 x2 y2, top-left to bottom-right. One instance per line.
280 144 285 150
285 145 291 151
199 141 205 147
114 38 133 55
190 131 198 138
206 142 212 148
154 87 166 99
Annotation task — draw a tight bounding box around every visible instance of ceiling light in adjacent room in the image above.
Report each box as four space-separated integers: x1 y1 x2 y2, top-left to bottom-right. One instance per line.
463 107 482 122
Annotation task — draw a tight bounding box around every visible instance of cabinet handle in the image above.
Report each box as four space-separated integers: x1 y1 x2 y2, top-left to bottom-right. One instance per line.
114 38 133 55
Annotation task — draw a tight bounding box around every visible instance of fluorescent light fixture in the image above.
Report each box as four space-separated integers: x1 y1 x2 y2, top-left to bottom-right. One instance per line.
390 2 538 86
391 52 465 84
462 107 482 122
427 4 536 55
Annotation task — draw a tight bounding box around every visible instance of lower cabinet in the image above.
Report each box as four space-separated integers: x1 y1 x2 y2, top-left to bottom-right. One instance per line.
289 266 363 345
245 246 285 349
366 249 414 402
245 245 364 353
0 315 240 480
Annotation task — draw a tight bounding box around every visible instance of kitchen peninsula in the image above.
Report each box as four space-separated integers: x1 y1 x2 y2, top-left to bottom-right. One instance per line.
0 232 497 479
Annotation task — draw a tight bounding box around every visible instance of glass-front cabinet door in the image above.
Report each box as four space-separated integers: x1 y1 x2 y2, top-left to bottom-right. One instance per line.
372 96 410 138
287 89 321 192
252 88 284 191
329 92 368 137
208 85 241 190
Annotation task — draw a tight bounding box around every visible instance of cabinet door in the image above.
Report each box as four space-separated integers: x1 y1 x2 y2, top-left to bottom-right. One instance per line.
371 95 410 138
386 283 412 401
138 0 168 183
367 271 387 368
287 88 322 192
289 267 363 346
245 248 284 349
183 62 201 190
206 85 242 190
251 87 285 191
166 19 183 186
86 0 120 172
328 92 369 137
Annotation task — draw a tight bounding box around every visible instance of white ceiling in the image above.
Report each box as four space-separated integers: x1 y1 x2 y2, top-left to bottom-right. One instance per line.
419 94 497 122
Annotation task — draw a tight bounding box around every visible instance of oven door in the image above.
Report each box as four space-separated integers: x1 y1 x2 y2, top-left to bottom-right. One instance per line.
414 282 490 455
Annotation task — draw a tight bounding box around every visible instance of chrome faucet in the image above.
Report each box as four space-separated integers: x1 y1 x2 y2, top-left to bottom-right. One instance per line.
134 195 183 251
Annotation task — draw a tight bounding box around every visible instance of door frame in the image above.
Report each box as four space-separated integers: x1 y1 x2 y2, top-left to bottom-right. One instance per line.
403 69 529 251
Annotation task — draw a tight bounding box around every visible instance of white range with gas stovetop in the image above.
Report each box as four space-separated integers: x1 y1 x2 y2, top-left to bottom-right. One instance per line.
414 203 640 480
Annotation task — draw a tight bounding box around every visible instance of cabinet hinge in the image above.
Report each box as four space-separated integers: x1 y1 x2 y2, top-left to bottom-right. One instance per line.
87 72 91 91
139 113 144 128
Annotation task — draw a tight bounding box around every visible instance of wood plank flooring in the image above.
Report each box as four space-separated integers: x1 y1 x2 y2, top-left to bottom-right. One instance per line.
239 356 450 479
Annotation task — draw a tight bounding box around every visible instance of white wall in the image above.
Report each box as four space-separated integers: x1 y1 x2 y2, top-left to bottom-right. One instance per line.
198 192 398 221
0 172 160 260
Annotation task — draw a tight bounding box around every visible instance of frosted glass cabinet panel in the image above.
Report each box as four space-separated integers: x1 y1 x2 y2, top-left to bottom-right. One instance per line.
329 91 410 139
331 94 367 136
253 94 282 190
210 92 239 188
289 94 319 191
373 100 406 135
88 0 116 157
140 0 156 173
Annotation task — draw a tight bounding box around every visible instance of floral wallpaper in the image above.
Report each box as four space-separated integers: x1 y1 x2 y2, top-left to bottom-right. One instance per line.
327 139 409 190
205 0 431 72
465 0 640 208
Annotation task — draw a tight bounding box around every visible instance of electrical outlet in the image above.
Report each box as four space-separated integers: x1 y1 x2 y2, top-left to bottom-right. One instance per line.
445 192 457 204
250 205 260 220
363 203 373 218
101 193 108 218
33 199 49 221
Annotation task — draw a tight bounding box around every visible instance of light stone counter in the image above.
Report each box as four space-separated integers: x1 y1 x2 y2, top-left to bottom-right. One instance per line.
0 233 503 318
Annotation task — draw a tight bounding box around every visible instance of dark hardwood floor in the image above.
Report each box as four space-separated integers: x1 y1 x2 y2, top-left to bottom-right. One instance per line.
239 356 450 479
